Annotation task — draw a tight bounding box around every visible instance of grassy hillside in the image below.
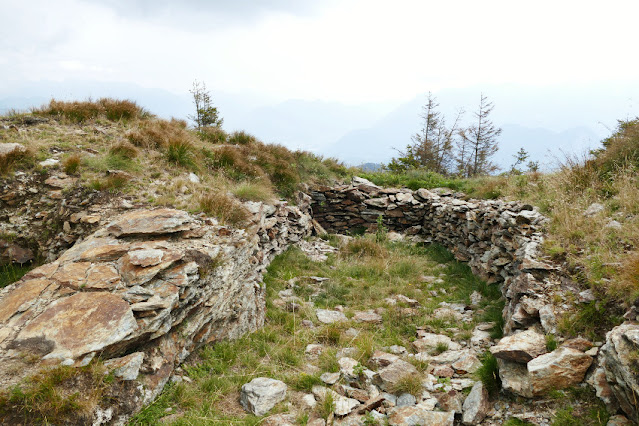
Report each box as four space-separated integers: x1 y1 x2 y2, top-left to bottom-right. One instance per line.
0 99 350 226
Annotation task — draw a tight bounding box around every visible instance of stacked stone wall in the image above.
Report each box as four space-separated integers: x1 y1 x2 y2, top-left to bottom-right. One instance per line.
311 177 639 422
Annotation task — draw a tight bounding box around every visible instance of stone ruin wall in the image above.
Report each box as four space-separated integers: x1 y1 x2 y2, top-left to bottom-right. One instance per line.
0 168 314 424
310 177 639 423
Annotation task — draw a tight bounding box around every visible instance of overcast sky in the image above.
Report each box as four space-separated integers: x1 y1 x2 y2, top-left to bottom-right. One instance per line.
3 0 638 104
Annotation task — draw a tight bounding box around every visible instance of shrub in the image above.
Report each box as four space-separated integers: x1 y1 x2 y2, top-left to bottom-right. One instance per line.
0 263 32 288
317 391 335 420
90 175 129 192
546 334 558 352
198 192 249 227
62 154 82 175
109 141 139 158
0 362 113 424
127 119 191 150
289 373 323 392
317 324 343 345
343 237 388 258
0 146 33 175
388 374 423 397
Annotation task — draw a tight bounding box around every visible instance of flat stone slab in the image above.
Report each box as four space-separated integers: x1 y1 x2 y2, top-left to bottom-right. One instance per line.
316 309 347 324
107 209 196 237
388 405 454 425
16 292 137 360
489 329 546 363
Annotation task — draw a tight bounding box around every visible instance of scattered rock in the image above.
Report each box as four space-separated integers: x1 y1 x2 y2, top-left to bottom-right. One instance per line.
375 360 419 391
396 393 416 407
320 372 340 385
353 310 383 324
413 333 462 352
584 202 605 216
240 377 287 416
0 142 26 156
104 352 144 381
387 405 454 426
461 382 490 425
316 309 348 324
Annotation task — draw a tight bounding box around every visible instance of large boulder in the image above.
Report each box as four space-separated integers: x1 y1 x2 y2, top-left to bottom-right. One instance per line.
240 377 287 416
528 347 593 395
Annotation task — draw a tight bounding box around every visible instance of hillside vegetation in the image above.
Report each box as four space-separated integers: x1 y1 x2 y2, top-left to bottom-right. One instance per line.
0 98 350 226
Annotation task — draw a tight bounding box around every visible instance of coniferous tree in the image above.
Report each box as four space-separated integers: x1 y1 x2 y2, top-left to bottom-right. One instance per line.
389 92 458 174
457 93 501 177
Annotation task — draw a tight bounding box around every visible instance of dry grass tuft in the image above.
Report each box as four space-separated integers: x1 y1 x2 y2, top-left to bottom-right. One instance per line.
0 362 114 424
127 118 192 150
199 192 250 226
62 154 82 175
198 126 228 144
109 141 139 158
0 146 33 176
231 181 275 202
34 98 148 123
343 237 388 259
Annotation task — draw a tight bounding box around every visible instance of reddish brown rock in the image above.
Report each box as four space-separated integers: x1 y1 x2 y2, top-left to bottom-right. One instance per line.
85 264 121 289
16 292 137 359
51 262 91 289
0 279 51 323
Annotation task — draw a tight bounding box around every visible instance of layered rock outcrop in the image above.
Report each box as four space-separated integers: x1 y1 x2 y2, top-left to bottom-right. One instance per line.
0 200 312 423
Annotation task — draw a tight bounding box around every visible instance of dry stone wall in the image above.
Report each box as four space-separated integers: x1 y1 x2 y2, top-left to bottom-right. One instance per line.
311 177 639 422
311 177 558 335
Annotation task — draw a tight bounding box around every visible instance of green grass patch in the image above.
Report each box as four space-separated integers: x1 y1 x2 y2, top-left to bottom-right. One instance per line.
0 263 32 288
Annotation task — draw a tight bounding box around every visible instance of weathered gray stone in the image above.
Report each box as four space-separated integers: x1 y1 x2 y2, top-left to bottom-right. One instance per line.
316 308 347 324
461 382 490 425
413 333 461 353
375 360 419 391
240 377 287 416
599 323 639 423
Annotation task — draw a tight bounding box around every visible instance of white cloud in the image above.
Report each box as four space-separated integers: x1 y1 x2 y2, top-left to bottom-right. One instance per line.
1 0 638 103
